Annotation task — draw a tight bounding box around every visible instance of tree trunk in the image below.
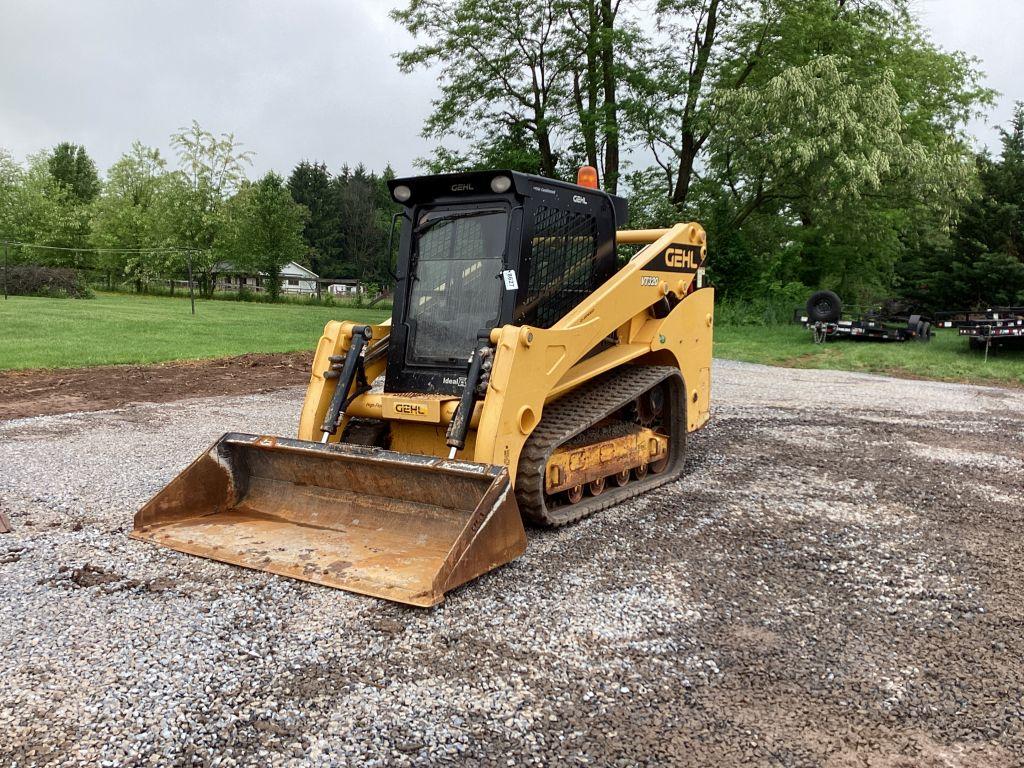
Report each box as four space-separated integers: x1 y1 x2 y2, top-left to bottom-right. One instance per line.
585 3 601 172
599 0 619 193
537 122 557 178
673 132 698 204
529 47 557 177
729 182 766 230
671 0 719 206
572 65 599 172
268 270 281 301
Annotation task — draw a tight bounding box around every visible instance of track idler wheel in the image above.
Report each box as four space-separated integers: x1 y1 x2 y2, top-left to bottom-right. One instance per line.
589 476 606 496
649 448 670 474
612 469 631 487
637 386 665 426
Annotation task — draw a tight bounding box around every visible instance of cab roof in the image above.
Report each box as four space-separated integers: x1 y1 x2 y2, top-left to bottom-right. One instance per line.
387 169 629 228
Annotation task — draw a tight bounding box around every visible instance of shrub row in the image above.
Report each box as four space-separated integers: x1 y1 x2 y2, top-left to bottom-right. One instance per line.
3 266 93 298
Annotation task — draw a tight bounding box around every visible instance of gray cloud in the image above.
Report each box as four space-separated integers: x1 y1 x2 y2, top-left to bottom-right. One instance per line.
1 0 438 176
918 0 1023 152
1 0 1020 179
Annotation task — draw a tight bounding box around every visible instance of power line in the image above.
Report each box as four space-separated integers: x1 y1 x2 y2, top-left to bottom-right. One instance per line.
6 241 207 255
3 238 201 314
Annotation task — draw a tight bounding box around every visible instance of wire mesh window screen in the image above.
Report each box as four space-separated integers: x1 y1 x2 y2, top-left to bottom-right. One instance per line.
525 206 598 328
407 212 506 364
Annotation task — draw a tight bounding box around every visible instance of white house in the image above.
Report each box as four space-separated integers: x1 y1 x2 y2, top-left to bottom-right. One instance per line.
215 261 319 295
278 262 319 295
327 279 365 297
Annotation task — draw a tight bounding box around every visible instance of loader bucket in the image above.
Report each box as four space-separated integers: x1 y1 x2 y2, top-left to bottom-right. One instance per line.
131 433 526 607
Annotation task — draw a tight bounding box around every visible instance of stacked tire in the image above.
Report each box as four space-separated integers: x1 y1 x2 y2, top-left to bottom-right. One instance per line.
806 290 843 323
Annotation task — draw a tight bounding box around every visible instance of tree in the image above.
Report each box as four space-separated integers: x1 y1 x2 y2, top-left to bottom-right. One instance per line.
327 165 399 288
172 121 253 196
393 0 634 187
629 0 990 300
421 123 548 176
562 0 635 191
90 142 168 289
961 103 1024 273
394 0 568 177
902 103 1024 309
148 121 254 294
14 152 93 265
48 142 100 203
622 0 743 205
0 149 22 243
218 172 308 300
287 160 337 275
393 0 992 303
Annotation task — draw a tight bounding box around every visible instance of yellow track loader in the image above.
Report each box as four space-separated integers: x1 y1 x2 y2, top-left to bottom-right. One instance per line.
132 168 714 607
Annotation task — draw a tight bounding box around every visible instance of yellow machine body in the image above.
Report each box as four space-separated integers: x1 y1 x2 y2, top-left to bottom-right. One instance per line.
132 223 713 606
299 223 713 469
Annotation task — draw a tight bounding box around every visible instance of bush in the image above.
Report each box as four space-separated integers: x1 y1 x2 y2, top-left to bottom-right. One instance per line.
4 265 93 298
715 281 808 326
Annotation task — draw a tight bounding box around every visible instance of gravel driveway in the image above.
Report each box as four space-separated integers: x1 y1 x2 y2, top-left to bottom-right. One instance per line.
1 360 1022 767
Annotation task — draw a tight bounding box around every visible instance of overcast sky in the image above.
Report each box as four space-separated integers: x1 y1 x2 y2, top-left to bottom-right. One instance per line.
1 0 1021 179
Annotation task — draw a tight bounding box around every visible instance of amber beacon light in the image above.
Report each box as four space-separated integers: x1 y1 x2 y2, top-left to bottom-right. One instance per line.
576 165 599 189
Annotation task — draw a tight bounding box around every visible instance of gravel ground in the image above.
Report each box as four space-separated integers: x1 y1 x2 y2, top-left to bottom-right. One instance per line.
1 360 1022 767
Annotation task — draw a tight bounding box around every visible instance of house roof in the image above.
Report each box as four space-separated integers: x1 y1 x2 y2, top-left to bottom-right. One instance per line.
281 261 318 278
214 260 319 279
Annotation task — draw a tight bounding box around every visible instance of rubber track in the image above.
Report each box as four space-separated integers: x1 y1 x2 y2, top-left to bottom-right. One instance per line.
516 365 686 527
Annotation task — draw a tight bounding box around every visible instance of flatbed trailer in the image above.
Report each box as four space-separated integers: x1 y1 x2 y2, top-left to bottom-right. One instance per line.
936 307 1024 353
797 291 932 344
798 314 932 344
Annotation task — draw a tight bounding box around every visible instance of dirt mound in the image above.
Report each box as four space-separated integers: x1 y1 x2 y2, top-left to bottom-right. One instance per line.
0 352 311 420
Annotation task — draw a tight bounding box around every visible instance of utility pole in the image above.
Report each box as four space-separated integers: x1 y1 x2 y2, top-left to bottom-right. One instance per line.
187 250 196 316
3 240 7 300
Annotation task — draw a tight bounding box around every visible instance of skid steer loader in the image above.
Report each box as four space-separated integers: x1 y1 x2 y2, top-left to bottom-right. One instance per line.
132 168 714 607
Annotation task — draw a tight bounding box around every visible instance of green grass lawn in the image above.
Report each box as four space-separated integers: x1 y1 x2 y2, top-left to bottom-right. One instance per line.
3 294 1021 387
0 293 390 370
715 323 1024 387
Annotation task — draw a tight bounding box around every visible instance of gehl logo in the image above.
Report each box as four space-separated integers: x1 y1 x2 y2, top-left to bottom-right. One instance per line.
665 245 699 270
644 243 702 273
395 402 429 416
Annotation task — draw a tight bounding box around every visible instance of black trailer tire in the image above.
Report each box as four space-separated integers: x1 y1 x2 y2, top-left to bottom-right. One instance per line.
806 290 842 323
969 337 986 351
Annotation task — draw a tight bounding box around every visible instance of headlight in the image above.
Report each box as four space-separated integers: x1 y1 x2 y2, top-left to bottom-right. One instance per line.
393 185 412 202
490 175 512 193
